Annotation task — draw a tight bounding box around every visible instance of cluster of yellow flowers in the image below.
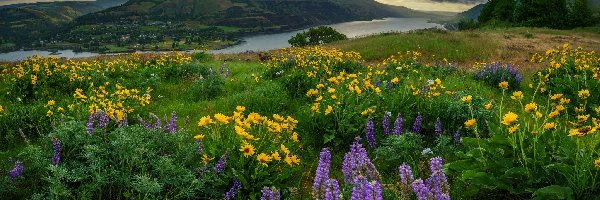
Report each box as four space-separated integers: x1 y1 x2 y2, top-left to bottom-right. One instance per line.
196 106 301 167
267 46 363 79
378 50 422 69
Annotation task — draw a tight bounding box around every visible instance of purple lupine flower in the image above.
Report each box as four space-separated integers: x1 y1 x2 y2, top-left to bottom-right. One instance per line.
86 112 96 135
323 179 340 200
427 157 449 200
138 114 152 130
365 118 376 148
150 113 161 130
97 111 110 128
224 177 242 200
382 112 391 136
313 148 332 199
164 112 177 133
52 138 62 165
393 114 403 135
8 161 23 180
421 84 430 95
454 127 462 145
260 187 280 200
342 137 379 184
375 80 381 87
219 64 225 74
224 69 230 79
434 118 442 136
412 113 423 134
398 163 414 190
213 151 229 174
412 179 432 200
387 81 393 91
196 141 204 153
121 113 128 127
350 177 382 200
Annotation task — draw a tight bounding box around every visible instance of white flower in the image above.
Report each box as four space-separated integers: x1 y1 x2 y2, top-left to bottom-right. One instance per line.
421 148 433 155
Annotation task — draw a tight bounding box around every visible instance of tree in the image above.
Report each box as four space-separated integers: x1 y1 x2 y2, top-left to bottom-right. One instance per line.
288 26 347 47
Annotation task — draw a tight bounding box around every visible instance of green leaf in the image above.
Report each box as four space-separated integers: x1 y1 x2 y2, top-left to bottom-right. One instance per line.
445 159 481 171
324 134 335 144
532 185 573 200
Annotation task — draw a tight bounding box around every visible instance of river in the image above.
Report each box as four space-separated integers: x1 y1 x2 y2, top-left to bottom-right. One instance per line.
0 18 442 61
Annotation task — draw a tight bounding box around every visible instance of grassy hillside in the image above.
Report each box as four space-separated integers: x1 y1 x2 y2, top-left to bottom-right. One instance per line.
327 27 600 71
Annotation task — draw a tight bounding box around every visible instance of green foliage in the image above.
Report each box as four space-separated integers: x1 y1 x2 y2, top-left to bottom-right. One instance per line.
288 26 347 47
186 74 225 101
14 122 225 199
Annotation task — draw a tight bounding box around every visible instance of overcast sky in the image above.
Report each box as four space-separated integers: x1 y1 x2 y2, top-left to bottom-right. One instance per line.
0 0 485 12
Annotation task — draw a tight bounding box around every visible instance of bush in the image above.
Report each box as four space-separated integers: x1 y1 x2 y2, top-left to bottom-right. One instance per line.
186 74 225 101
1 121 227 199
288 26 347 47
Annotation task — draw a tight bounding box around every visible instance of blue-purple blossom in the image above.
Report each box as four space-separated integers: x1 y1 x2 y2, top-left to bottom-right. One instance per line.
138 114 152 129
52 138 62 165
412 113 423 134
435 118 442 136
393 114 403 135
260 187 280 200
382 112 391 136
454 127 462 145
375 80 381 87
150 113 161 130
387 81 393 91
121 113 128 127
224 177 242 200
350 177 382 200
342 137 379 184
313 148 332 199
426 157 449 200
97 111 110 128
213 151 229 174
412 179 432 200
224 69 230 79
8 161 23 181
85 112 95 135
475 62 523 89
398 163 414 191
219 64 225 74
365 118 376 148
323 179 340 200
164 112 177 133
196 141 204 153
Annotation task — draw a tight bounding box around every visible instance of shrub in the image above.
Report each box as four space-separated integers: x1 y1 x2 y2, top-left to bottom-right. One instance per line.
186 74 225 101
288 26 347 47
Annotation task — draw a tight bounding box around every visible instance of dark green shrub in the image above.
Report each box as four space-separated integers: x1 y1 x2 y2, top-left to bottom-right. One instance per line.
186 74 225 101
288 26 347 47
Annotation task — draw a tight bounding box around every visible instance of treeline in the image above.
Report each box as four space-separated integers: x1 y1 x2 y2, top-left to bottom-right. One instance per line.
464 0 598 29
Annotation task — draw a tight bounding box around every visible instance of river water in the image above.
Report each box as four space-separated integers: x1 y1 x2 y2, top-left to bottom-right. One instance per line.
0 18 442 61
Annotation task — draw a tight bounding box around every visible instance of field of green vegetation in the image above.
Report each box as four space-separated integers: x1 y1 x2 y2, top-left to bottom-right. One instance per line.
0 28 599 199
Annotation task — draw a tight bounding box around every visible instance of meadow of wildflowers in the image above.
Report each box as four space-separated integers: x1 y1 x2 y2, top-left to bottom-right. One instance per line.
0 45 599 199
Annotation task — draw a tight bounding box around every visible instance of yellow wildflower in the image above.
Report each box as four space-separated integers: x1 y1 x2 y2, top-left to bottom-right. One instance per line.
578 89 590 99
391 77 399 84
272 151 281 161
47 100 56 106
202 155 214 165
214 113 230 124
464 118 476 128
460 95 472 103
46 110 53 117
511 91 523 101
550 94 563 100
256 153 272 166
484 102 493 110
596 106 600 115
240 142 255 157
328 88 336 93
281 144 290 155
194 134 205 140
502 112 519 126
291 132 299 142
560 98 570 104
325 106 333 115
508 124 520 134
0 105 3 114
595 158 600 168
375 87 381 94
236 106 246 112
543 122 556 130
197 116 214 127
498 81 509 90
331 95 337 100
285 154 300 166
568 126 596 137
577 115 589 122
361 108 374 116
524 102 538 113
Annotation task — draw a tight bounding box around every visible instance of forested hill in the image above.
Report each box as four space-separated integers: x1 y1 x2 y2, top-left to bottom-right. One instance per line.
74 0 434 30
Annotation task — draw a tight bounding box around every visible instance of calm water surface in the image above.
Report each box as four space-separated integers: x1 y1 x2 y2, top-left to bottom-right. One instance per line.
0 18 442 61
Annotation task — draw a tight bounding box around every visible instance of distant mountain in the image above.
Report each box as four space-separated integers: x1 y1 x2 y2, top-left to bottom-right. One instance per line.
0 0 128 44
75 0 434 30
456 4 484 21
